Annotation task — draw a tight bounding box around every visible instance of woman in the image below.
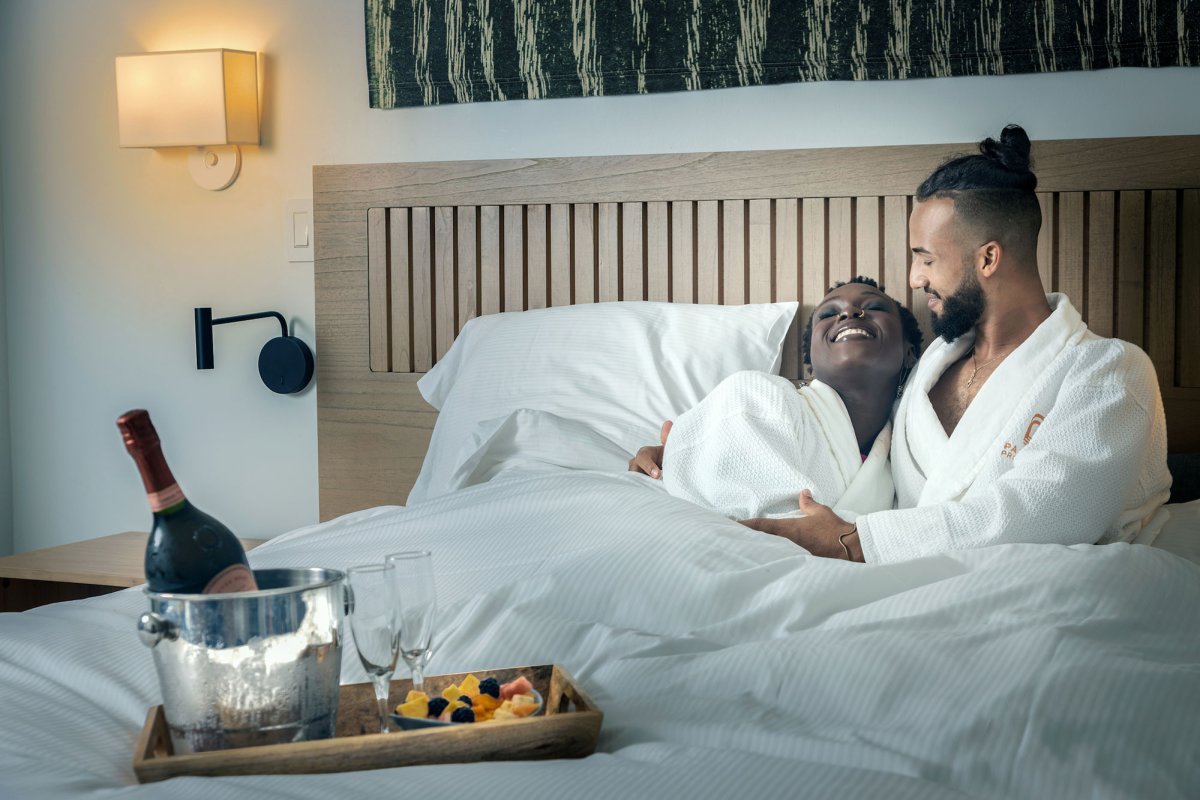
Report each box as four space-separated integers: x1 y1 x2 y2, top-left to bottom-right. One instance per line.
629 276 921 531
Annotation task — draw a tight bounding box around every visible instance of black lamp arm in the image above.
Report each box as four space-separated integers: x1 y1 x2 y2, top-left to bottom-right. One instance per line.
195 307 291 370
213 310 289 338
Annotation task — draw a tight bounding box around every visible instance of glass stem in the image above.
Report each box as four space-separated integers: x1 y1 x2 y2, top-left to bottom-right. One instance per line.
411 663 424 693
372 674 391 734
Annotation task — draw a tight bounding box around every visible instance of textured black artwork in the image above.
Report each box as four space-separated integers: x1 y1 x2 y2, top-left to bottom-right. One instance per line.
366 1 1200 108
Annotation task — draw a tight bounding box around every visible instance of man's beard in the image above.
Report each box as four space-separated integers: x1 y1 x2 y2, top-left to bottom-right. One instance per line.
930 267 986 341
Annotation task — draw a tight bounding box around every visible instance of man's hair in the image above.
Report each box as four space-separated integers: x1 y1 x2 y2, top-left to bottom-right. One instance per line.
800 276 923 366
916 124 1041 255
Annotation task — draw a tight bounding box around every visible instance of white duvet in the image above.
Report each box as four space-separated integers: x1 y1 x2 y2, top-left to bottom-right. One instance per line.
2 464 1199 799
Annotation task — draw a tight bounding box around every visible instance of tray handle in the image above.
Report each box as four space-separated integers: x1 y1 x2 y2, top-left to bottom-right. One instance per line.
548 664 600 715
132 705 175 780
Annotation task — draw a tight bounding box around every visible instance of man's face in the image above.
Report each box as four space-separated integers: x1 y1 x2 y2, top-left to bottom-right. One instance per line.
908 198 986 341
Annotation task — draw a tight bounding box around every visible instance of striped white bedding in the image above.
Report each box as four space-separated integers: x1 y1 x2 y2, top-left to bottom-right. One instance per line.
1 470 1198 799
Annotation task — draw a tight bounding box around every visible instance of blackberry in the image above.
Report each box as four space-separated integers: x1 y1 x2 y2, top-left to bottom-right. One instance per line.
427 697 449 718
450 706 476 723
458 695 474 706
478 677 501 698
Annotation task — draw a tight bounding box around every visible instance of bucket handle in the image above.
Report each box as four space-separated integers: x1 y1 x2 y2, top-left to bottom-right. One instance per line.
137 611 177 649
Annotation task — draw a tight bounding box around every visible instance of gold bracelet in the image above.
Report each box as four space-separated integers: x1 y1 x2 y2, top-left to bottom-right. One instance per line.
839 526 858 561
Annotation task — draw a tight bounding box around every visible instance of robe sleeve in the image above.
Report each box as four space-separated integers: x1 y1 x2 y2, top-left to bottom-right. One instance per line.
663 372 825 520
856 352 1170 564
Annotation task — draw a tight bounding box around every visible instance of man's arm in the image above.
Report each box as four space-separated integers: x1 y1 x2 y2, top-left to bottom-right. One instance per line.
858 373 1166 563
745 356 1169 563
741 490 862 560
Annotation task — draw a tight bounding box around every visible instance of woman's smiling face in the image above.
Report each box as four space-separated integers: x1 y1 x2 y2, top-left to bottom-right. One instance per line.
808 283 911 385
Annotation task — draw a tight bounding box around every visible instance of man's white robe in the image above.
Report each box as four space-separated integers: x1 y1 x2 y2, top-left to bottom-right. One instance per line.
662 371 894 520
857 293 1172 564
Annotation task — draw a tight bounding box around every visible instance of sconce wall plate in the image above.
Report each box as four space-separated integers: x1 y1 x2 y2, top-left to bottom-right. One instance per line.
259 336 315 395
187 145 241 191
195 307 314 394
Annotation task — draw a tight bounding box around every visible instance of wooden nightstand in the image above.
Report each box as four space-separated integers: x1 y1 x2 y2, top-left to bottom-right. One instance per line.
0 531 265 612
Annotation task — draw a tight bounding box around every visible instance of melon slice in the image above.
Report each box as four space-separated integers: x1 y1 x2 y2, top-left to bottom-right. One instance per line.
509 693 539 717
500 676 533 700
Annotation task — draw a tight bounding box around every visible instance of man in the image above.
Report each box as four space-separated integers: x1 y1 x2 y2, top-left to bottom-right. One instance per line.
631 124 1171 563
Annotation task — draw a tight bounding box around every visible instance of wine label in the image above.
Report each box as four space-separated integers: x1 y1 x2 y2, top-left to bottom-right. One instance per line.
203 563 258 594
147 483 185 512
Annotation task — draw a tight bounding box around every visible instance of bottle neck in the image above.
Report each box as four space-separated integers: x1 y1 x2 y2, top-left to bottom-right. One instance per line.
128 441 187 513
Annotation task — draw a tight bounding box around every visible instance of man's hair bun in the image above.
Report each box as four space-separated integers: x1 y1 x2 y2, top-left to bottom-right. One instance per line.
918 123 1037 199
914 123 1042 252
978 124 1033 175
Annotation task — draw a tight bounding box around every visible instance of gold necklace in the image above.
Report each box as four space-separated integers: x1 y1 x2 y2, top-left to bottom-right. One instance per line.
964 346 1009 389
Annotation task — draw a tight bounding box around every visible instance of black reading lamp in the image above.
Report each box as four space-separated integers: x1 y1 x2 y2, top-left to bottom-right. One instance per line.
194 308 314 394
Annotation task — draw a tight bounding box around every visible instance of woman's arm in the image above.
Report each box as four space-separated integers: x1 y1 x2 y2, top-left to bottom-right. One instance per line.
626 420 673 478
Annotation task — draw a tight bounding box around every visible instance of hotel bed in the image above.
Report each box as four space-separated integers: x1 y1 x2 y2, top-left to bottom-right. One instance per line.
2 137 1199 799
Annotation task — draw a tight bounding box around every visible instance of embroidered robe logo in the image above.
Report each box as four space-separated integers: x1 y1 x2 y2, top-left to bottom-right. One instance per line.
1024 413 1046 445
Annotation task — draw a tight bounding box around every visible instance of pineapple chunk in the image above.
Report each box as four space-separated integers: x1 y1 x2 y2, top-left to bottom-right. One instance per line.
396 696 429 718
405 689 428 703
440 683 462 701
459 673 481 697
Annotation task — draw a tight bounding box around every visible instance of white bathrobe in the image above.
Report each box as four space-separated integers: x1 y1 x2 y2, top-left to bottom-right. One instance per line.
857 293 1172 564
662 371 894 520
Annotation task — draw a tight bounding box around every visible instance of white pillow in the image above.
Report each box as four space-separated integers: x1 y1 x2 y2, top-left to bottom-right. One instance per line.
409 301 798 504
446 408 635 492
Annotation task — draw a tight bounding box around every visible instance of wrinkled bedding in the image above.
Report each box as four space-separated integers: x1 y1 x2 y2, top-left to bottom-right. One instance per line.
1 469 1198 799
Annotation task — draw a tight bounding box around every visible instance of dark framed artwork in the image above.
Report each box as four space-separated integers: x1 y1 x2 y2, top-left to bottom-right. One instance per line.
366 1 1200 108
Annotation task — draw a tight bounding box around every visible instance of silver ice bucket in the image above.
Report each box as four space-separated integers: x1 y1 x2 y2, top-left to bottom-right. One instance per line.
137 568 345 754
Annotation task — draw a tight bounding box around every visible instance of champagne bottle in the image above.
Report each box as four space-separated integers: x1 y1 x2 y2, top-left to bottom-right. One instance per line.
116 409 258 594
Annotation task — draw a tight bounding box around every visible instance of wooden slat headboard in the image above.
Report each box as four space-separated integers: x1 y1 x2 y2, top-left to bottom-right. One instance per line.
315 137 1200 520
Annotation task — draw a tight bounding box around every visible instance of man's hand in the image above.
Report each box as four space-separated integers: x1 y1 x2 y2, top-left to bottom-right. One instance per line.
740 490 863 561
627 420 673 479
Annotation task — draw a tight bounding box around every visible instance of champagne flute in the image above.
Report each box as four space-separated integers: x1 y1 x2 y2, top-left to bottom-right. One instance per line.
386 550 437 692
346 563 400 734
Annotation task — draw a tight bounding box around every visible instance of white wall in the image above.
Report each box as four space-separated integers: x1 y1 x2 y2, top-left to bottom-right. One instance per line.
0 139 11 558
1 0 1198 552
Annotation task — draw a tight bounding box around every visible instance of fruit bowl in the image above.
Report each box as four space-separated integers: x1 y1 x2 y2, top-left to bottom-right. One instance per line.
391 688 542 730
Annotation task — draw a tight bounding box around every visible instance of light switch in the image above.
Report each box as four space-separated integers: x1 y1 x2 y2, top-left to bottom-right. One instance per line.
285 199 314 262
292 210 310 247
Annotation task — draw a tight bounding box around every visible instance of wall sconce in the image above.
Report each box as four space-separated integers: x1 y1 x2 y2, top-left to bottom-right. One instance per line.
195 308 314 394
116 49 259 190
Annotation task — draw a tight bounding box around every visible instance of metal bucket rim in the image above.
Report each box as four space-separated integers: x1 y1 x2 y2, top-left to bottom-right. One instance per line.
143 567 345 602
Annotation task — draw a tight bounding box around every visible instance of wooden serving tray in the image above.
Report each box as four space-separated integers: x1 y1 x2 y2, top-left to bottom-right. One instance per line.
133 664 601 783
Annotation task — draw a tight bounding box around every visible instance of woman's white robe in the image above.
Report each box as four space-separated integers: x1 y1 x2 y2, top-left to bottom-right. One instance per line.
857 293 1172 564
662 371 894 520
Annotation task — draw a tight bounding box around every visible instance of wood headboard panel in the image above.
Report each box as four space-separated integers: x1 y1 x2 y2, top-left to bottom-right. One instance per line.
315 136 1200 520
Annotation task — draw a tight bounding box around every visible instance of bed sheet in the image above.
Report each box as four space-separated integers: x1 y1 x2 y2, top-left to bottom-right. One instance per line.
1 470 1198 800
1154 499 1200 567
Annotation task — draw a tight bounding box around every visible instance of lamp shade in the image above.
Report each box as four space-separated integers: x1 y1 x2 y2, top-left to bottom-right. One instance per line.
115 49 258 148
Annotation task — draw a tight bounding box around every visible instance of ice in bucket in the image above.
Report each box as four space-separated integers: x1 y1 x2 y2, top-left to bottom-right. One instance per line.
137 568 345 753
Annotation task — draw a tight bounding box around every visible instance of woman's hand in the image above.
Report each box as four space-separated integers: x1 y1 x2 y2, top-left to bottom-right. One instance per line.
627 420 673 478
740 490 864 561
